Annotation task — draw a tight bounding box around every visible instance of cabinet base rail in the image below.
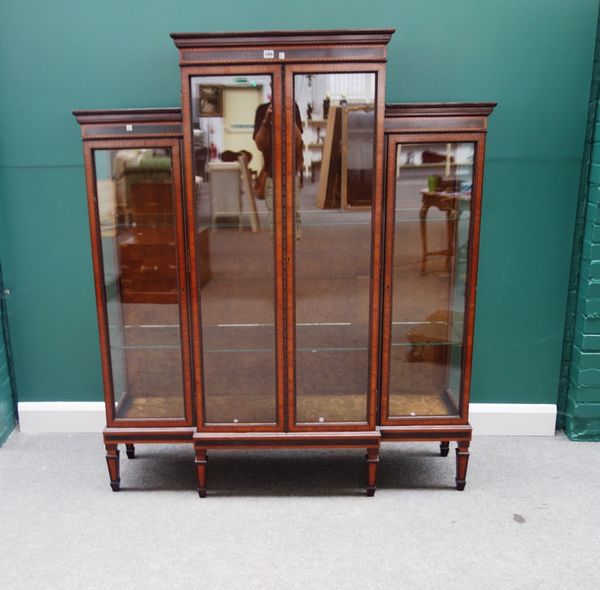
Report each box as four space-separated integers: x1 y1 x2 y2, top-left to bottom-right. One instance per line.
193 431 381 498
103 425 471 495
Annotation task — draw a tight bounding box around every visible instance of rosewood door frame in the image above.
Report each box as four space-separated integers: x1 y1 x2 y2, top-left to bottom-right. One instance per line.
284 62 387 432
179 64 286 432
379 131 487 427
82 137 194 428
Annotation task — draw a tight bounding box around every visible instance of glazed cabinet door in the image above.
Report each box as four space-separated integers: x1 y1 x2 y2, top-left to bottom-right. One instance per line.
285 65 386 431
380 133 485 425
83 137 193 427
183 66 285 431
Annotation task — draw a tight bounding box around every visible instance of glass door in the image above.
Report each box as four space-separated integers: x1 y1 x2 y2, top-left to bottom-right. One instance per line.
381 136 480 423
187 68 284 429
87 139 192 426
286 66 385 430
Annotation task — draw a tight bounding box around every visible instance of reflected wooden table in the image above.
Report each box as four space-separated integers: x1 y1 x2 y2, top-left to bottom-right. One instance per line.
419 190 468 272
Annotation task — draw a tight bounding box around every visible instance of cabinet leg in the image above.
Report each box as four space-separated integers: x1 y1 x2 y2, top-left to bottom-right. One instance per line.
446 210 456 271
420 203 429 273
455 441 470 491
366 447 379 497
440 441 450 457
125 444 135 459
105 443 120 492
195 448 208 498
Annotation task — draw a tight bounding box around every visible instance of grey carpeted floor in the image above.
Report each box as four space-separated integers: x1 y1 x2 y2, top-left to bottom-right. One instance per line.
0 430 599 589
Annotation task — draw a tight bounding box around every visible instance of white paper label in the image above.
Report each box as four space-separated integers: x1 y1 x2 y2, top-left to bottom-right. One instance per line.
278 52 285 59
263 49 274 59
125 124 133 131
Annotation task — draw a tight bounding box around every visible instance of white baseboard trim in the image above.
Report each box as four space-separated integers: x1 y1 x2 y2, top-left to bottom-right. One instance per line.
469 403 557 436
17 401 558 436
18 402 106 433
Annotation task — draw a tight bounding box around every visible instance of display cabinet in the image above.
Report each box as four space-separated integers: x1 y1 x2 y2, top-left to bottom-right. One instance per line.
381 103 495 489
75 31 495 497
171 29 393 496
73 109 194 491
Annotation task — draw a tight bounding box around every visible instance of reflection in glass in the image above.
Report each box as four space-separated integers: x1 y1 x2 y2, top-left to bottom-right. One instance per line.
191 75 277 424
293 73 376 423
389 142 475 417
94 148 185 419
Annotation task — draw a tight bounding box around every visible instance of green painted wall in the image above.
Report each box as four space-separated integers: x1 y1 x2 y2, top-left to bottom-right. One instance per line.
560 8 600 440
0 324 16 445
0 263 17 445
0 0 597 405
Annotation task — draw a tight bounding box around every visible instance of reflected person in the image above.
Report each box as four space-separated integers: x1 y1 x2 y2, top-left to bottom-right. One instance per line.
253 102 303 236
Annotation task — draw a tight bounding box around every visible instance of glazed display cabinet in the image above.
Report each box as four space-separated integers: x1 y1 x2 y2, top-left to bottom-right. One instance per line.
171 29 391 497
74 29 495 496
73 108 194 491
381 102 495 490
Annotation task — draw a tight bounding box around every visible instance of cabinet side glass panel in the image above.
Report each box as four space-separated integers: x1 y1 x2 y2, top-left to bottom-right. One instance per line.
190 75 277 424
389 142 474 417
293 72 376 423
93 148 185 419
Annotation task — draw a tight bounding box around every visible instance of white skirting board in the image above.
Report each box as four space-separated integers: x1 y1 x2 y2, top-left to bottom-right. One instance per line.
469 403 557 436
18 402 106 433
17 402 557 436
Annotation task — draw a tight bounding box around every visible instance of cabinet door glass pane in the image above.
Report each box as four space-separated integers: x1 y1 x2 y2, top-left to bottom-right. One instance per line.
293 72 376 423
94 148 185 419
389 142 474 417
190 75 277 424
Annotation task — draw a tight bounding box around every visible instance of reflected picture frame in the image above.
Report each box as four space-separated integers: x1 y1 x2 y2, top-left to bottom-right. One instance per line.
199 85 223 117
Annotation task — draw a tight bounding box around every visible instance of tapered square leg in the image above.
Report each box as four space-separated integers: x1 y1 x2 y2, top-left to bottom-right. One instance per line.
105 443 120 491
126 444 135 459
366 447 379 497
195 448 208 498
420 203 428 273
440 441 450 457
455 441 470 491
